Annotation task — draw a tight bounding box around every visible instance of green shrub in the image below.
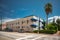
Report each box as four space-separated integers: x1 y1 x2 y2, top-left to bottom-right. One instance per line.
33 30 57 34
39 30 57 34
33 30 38 33
45 23 58 31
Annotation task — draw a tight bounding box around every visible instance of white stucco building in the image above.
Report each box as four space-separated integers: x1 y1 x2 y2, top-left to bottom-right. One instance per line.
6 15 44 32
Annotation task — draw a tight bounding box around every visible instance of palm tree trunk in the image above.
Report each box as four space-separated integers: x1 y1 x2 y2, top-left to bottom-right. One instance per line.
46 14 48 25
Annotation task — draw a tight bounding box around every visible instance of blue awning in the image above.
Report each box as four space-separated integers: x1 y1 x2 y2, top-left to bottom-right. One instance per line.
31 18 38 21
39 20 43 22
39 20 41 22
30 24 37 28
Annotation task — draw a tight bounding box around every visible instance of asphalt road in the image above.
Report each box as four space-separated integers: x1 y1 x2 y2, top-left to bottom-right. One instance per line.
0 31 60 40
0 36 13 40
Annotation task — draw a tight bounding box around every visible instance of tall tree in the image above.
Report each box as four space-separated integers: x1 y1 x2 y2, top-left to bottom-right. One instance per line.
56 18 60 31
45 3 52 25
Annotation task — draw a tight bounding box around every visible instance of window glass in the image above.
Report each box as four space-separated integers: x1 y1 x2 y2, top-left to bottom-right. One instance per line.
27 20 29 24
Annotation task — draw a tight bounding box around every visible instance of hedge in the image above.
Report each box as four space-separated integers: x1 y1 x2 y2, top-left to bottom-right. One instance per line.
33 30 57 34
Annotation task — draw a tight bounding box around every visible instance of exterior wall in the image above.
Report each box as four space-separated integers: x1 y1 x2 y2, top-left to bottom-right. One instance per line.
6 16 43 32
6 16 33 32
2 23 6 30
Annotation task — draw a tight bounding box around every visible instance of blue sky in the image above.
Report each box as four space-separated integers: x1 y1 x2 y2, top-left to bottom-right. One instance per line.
0 0 60 20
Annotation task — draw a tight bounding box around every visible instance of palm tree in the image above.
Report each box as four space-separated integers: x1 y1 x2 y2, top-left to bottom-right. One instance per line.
45 3 52 25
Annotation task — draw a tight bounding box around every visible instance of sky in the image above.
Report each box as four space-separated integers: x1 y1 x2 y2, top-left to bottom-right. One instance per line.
0 0 60 20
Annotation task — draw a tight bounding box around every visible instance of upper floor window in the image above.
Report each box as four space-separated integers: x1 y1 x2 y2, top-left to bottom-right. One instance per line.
22 21 25 24
18 22 19 24
27 20 29 24
22 21 24 24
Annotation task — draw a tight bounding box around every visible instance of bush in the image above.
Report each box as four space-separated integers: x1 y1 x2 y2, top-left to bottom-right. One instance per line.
33 30 57 34
45 23 58 31
33 30 38 33
39 30 57 34
4 27 13 32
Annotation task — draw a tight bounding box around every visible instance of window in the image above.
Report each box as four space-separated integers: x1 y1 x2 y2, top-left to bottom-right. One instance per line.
22 21 25 24
6 24 8 27
12 24 13 26
27 20 29 24
7 24 8 26
18 26 20 28
22 26 23 28
18 22 19 24
27 26 29 28
22 21 23 24
16 23 17 25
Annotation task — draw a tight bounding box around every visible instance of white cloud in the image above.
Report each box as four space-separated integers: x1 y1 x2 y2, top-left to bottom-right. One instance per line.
20 8 28 11
10 10 15 12
0 17 20 24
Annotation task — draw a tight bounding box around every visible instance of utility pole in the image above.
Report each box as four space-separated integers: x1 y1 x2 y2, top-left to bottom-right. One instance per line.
0 14 2 31
53 17 55 24
38 17 40 33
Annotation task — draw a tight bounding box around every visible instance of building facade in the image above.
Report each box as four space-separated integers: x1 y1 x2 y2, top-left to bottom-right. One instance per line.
2 23 7 30
6 15 43 32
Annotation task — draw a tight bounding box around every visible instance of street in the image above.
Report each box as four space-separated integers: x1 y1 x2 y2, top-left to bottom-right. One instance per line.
0 31 60 40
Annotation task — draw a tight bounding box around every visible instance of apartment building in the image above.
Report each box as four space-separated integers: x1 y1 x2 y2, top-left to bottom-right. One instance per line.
6 15 43 32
